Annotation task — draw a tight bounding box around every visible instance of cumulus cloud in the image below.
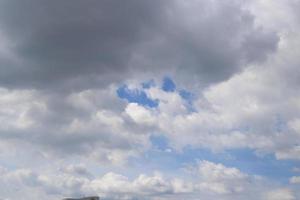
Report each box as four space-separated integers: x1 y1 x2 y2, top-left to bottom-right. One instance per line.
0 161 282 200
0 86 151 164
264 188 296 200
290 176 300 184
184 160 250 194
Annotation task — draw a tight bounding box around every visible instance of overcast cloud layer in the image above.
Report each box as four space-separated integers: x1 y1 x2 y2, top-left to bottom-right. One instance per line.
0 0 300 200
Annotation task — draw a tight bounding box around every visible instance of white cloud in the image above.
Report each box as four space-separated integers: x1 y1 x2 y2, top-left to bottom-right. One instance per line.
60 164 91 178
0 88 46 130
264 188 295 200
290 176 300 184
185 160 249 194
125 103 156 126
275 146 300 160
0 161 281 200
0 86 150 165
196 160 247 181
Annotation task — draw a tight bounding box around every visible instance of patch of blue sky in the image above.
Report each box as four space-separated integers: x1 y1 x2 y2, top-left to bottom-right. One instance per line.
162 77 176 92
179 89 193 100
117 85 158 108
162 76 196 111
224 149 300 184
150 134 169 151
118 77 196 111
179 89 196 112
130 135 300 183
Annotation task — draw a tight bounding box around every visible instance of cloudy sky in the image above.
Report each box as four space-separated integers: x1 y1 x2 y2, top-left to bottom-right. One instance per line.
0 0 300 199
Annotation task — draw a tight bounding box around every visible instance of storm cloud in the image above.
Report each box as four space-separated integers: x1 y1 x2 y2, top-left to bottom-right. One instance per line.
0 0 278 90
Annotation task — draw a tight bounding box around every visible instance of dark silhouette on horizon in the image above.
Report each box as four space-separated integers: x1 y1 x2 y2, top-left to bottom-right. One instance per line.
63 196 99 200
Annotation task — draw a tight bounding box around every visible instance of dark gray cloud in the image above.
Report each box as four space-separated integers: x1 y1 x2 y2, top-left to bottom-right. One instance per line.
0 0 166 89
0 0 278 90
134 0 279 84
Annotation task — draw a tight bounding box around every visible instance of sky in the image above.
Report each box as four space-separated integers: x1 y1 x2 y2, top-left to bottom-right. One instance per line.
0 0 300 199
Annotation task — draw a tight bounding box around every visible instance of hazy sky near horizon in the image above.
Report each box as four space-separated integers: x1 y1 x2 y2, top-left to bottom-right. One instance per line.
0 0 300 199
